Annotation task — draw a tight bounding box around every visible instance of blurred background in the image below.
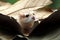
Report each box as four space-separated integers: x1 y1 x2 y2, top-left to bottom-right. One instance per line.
0 0 60 40
0 0 60 9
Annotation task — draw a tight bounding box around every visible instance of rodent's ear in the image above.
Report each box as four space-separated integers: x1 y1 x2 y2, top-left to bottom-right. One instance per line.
18 13 22 16
18 13 25 19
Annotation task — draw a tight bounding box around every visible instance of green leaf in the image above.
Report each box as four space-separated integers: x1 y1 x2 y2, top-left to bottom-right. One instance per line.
6 0 19 4
49 0 60 9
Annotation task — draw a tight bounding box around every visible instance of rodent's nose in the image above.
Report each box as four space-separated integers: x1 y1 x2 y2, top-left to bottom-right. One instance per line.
32 17 35 20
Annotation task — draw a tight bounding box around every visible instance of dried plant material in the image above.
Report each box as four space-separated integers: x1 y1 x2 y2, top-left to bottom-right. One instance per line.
0 1 11 11
0 0 52 15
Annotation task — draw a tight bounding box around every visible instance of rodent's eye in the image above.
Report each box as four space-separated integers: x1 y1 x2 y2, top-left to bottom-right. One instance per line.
25 14 29 17
33 13 35 15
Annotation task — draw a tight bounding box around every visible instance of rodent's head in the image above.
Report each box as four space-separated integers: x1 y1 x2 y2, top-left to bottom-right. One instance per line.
18 9 35 36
